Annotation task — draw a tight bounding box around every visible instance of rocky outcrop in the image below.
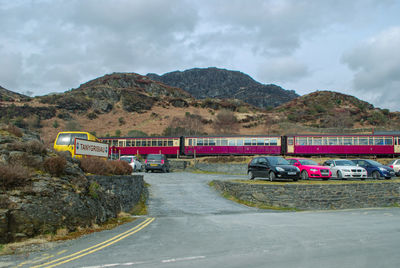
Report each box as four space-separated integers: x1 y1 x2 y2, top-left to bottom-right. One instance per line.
0 125 145 244
147 67 299 108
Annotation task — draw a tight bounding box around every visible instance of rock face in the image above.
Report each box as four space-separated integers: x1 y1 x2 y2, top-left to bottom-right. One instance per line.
147 67 299 108
0 124 145 244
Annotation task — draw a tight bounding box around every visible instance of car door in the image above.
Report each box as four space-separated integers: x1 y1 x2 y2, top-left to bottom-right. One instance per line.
358 160 372 176
258 158 270 178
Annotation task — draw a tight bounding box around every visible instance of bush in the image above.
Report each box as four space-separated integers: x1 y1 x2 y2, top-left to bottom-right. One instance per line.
79 158 132 175
0 163 30 189
79 157 109 175
43 156 67 176
4 124 23 137
106 160 133 175
25 140 47 155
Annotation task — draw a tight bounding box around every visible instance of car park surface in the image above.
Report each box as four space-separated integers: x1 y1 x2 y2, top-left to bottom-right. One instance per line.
322 159 367 180
248 156 300 181
352 159 395 179
287 158 331 180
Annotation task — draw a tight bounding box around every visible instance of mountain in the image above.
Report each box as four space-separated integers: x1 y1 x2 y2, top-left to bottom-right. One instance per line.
147 67 299 108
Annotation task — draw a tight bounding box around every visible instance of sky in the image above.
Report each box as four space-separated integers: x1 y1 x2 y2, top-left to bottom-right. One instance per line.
1 0 400 111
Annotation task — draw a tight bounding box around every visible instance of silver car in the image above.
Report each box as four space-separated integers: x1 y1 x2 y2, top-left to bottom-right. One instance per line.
119 155 143 172
322 159 367 180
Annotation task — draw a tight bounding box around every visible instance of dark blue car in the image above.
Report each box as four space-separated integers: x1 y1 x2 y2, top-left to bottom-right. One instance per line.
352 159 395 179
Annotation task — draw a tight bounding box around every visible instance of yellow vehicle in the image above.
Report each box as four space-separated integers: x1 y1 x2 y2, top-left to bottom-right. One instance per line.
53 131 99 158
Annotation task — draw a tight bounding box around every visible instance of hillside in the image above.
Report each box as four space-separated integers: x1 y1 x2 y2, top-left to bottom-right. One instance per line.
0 85 30 102
1 74 399 148
147 67 299 108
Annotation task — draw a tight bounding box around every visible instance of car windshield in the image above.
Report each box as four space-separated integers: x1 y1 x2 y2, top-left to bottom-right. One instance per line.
366 160 384 166
147 154 162 160
335 160 355 166
56 133 88 145
298 159 318 165
119 157 132 163
268 157 289 165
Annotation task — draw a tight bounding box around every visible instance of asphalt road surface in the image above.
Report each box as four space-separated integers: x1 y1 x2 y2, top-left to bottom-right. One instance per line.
2 172 400 268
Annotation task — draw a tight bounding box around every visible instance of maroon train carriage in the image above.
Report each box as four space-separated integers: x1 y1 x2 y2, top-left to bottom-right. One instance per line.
285 134 400 156
99 136 182 157
183 135 282 156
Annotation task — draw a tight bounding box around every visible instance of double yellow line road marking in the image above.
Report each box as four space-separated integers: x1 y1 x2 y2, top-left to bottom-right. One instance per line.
31 217 155 268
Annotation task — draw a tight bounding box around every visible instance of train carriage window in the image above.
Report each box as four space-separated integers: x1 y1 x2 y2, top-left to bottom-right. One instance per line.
395 137 399 146
146 140 151 146
270 138 278 146
359 137 368 145
337 137 343 145
168 140 173 146
313 137 322 145
203 139 209 146
221 139 228 146
158 140 163 146
369 137 374 145
197 139 203 146
112 140 118 146
353 137 359 145
343 137 352 145
209 139 216 146
118 140 124 147
229 139 236 146
216 139 221 146
385 137 393 145
126 140 132 147
374 137 384 145
322 137 328 145
237 139 243 146
287 137 294 145
265 138 270 146
257 138 264 146
188 139 192 146
328 137 338 145
151 140 156 146
244 138 251 146
297 137 307 145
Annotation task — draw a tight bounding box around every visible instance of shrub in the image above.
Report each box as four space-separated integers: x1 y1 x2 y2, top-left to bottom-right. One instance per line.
89 181 100 199
106 160 133 175
25 140 47 155
0 163 30 189
5 124 23 137
79 157 109 175
43 156 67 176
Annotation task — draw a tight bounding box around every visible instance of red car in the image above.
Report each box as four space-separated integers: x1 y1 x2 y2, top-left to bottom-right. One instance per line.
287 158 331 180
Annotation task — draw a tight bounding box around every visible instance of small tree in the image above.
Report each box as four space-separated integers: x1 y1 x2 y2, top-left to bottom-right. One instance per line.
213 109 239 134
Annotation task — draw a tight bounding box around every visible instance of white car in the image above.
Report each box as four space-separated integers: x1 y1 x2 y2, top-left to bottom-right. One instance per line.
388 159 400 176
119 155 143 172
322 159 367 180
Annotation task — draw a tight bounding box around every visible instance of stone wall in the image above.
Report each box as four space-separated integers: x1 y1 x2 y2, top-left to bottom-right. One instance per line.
0 175 144 244
212 180 400 210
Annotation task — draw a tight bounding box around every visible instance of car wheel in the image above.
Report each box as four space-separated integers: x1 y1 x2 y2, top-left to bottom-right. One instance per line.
301 170 309 180
145 169 149 173
385 177 391 180
372 171 381 179
337 171 343 180
248 171 254 180
269 171 276 182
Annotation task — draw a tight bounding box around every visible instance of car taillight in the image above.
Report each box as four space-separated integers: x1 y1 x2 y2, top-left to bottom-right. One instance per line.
145 159 147 164
390 165 393 168
161 160 164 164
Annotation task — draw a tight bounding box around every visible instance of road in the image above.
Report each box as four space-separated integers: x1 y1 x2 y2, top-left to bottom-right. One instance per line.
2 172 400 268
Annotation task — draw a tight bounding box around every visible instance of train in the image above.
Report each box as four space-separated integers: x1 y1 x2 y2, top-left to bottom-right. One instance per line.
99 133 400 158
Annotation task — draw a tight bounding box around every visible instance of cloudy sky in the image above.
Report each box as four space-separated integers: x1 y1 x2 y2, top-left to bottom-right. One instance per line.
1 0 400 111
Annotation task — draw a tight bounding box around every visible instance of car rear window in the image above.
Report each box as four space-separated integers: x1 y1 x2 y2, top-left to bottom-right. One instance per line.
56 133 88 145
147 154 163 160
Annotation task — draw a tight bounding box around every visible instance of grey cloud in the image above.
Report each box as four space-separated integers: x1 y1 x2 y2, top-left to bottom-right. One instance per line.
342 27 400 110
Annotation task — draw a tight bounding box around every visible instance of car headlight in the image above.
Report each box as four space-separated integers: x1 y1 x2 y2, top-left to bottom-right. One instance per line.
379 167 386 172
295 167 300 172
310 168 318 172
276 167 284 172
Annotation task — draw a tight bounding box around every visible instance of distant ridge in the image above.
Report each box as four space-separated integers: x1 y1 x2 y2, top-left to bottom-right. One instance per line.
147 67 299 108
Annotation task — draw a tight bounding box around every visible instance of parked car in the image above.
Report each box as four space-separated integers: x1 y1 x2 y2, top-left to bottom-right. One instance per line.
388 159 400 176
287 158 331 180
145 154 170 173
119 155 143 172
248 156 300 181
352 159 395 179
322 159 367 180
